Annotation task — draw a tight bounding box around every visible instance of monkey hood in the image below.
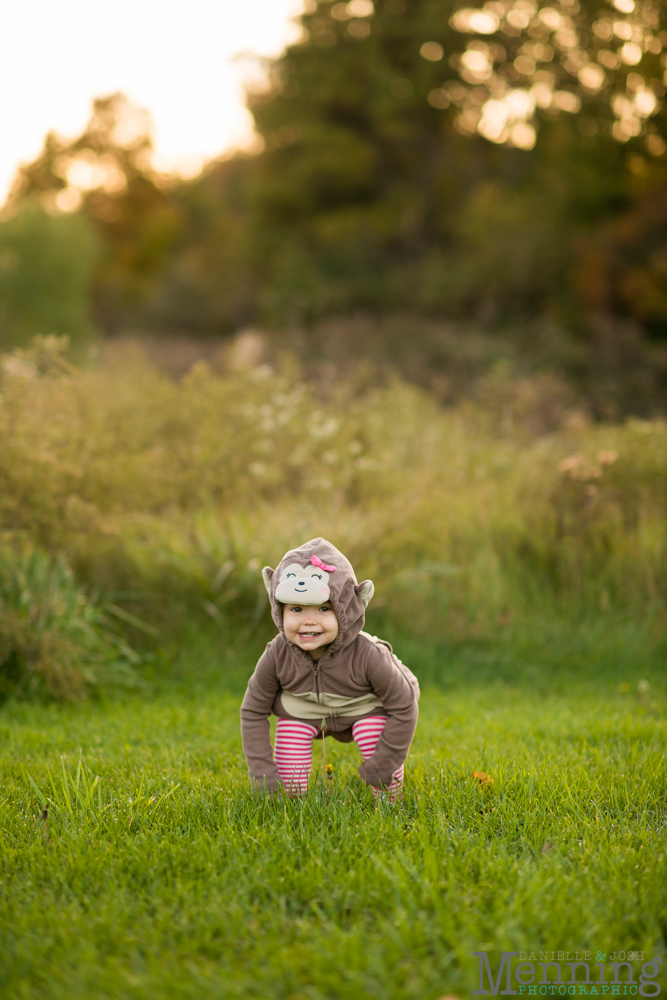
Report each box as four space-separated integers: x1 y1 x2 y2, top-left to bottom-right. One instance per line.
262 537 374 656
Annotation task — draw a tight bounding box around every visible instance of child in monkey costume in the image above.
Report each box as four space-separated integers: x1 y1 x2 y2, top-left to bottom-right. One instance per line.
241 537 419 797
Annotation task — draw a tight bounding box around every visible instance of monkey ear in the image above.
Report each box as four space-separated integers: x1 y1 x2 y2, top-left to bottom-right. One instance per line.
262 567 274 598
355 579 374 608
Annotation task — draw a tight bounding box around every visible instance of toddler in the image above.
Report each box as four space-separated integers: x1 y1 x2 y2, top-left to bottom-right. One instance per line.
241 538 419 797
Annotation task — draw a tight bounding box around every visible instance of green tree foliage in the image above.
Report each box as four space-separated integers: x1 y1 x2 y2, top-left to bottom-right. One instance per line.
237 0 667 329
141 156 261 335
10 94 184 331
0 203 99 351
137 0 667 340
6 4 667 353
434 0 665 150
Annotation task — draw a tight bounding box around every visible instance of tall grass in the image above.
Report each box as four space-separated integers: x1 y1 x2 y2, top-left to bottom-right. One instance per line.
1 336 666 695
0 544 141 700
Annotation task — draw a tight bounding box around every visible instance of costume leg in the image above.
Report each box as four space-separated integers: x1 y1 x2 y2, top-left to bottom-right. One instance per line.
274 718 319 793
352 715 405 800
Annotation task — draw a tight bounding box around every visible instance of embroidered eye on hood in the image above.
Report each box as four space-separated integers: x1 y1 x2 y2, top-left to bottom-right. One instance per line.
262 537 374 657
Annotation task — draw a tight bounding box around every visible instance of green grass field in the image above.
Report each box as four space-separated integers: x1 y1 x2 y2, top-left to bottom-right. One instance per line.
1 630 665 1000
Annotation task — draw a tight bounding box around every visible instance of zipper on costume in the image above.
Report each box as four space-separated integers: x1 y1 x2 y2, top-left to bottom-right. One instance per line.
313 662 329 733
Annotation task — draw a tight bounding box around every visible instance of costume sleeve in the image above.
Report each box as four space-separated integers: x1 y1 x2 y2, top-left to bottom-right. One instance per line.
240 646 282 792
357 645 419 789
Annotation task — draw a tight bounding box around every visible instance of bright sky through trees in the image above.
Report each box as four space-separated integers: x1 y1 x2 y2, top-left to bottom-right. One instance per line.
0 0 303 203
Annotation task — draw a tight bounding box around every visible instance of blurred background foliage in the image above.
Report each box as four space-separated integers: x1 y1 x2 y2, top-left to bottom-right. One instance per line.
0 1 664 413
0 336 665 697
1 0 667 697
0 204 99 352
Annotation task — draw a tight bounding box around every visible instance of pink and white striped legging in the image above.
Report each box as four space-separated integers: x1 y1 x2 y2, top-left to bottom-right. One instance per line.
274 716 404 798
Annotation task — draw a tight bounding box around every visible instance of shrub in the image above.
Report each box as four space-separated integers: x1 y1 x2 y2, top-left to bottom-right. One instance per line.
0 336 665 676
0 544 140 700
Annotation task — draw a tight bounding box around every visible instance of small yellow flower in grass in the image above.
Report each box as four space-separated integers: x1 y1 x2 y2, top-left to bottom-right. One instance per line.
326 763 333 779
472 770 494 787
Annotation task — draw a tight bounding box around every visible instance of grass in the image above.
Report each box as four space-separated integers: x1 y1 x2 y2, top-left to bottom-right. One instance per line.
1 634 666 1000
1 339 666 996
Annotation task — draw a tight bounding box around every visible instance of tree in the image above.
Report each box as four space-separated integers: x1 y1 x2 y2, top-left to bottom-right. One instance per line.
0 204 98 350
236 0 667 331
9 94 183 331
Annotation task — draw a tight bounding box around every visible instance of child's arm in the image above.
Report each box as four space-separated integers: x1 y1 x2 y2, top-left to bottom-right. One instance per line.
240 647 282 792
358 646 419 789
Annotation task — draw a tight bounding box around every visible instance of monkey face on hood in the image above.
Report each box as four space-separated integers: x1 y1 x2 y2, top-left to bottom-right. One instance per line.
275 562 334 605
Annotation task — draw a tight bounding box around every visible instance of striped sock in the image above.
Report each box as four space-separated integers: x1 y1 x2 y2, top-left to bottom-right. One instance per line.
352 716 404 801
274 719 319 793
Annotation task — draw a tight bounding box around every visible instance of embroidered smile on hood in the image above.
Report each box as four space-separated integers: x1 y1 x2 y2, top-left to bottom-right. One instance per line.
262 538 374 657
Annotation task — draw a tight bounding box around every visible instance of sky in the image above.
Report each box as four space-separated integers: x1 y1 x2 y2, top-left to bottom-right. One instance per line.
0 0 304 203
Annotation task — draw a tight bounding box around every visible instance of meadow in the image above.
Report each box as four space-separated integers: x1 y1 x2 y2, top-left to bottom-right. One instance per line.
1 648 665 1000
0 336 666 998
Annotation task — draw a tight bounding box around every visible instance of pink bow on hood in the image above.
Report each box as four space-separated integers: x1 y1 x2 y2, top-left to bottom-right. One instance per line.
311 554 336 573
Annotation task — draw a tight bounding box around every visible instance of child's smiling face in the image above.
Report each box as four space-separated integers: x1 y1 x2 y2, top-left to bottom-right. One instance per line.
282 603 339 659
